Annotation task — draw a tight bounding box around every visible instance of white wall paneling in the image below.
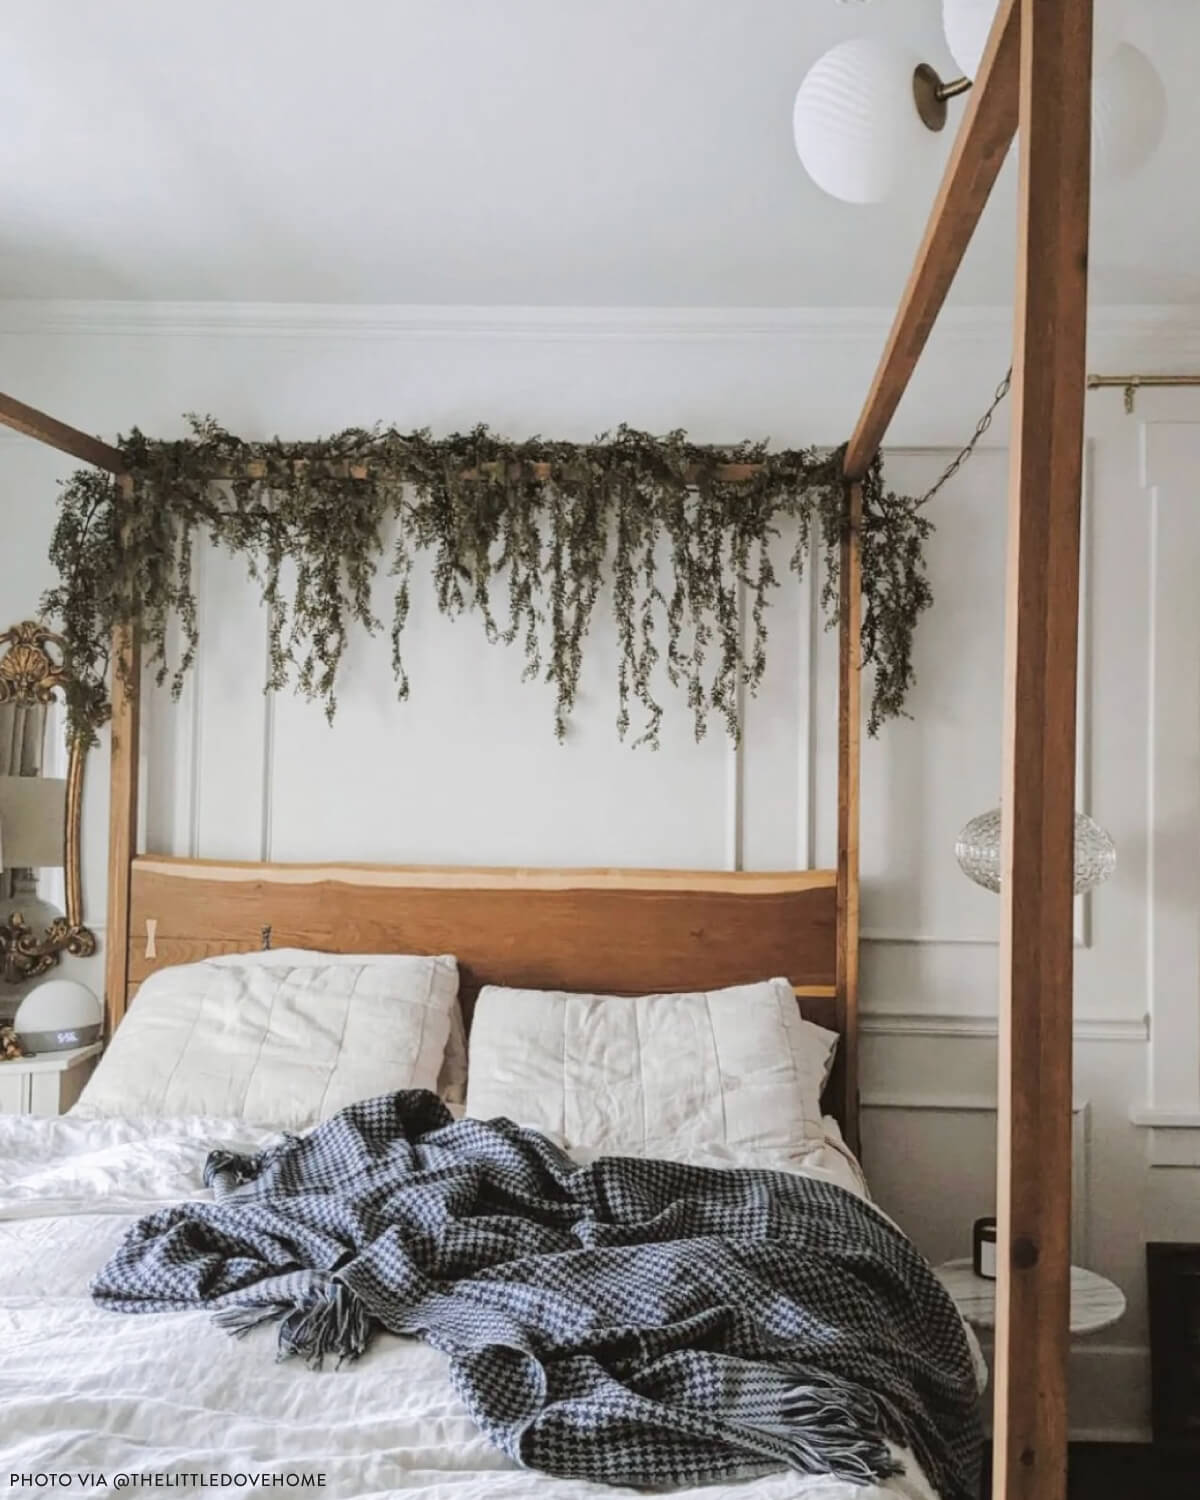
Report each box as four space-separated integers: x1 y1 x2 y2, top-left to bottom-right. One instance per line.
4 301 1198 1441
740 531 819 871
722 579 748 873
861 1095 1092 1265
1138 416 1200 1149
856 444 1093 950
141 545 205 860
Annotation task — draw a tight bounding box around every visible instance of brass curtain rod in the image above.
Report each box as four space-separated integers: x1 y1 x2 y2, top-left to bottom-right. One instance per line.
1086 373 1200 413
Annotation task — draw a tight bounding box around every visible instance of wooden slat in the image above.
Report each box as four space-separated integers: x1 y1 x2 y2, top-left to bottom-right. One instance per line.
129 856 835 894
0 391 126 474
125 857 846 1122
835 480 863 1155
104 480 142 1036
232 459 766 484
993 3 1092 1497
843 0 1020 479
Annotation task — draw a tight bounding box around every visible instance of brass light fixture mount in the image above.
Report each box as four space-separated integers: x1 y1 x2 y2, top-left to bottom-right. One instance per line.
912 64 973 133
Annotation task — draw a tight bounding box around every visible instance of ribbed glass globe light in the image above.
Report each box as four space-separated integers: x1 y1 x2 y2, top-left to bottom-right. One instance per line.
792 38 929 205
955 807 1116 895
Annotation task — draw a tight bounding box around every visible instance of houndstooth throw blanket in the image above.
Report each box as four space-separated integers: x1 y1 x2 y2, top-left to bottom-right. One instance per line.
92 1091 981 1497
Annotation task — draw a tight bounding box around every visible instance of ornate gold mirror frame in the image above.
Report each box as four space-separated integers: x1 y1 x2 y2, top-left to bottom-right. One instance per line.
0 620 96 983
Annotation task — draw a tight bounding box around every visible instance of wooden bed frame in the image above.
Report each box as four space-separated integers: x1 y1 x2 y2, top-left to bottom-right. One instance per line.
2 2 1091 1492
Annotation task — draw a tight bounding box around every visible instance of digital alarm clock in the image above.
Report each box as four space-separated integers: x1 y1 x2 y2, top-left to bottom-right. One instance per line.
14 979 102 1053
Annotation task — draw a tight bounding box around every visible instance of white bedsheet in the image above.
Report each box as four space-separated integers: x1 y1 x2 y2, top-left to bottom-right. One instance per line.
0 1113 954 1500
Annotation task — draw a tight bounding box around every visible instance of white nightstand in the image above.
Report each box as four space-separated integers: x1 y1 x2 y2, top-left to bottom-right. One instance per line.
0 1043 102 1117
936 1257 1126 1336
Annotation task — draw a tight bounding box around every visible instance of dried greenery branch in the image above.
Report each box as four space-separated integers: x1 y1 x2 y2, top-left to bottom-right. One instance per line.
41 418 932 747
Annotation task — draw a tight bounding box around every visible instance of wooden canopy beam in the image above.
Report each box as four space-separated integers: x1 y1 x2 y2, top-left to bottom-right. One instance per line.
843 0 1020 479
0 403 772 489
993 3 1092 1498
235 459 768 483
0 391 126 475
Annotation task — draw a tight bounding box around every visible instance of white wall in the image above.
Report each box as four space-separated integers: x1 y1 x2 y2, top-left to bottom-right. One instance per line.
3 300 1200 1440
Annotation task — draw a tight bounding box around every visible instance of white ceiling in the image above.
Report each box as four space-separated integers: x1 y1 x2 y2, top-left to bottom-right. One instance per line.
1 0 1196 307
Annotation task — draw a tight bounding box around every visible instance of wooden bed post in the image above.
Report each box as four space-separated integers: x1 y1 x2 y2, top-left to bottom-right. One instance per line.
104 474 140 1038
993 3 1092 1497
836 480 862 1157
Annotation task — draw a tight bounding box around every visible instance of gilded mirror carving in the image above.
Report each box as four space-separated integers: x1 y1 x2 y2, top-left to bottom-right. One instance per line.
0 620 96 983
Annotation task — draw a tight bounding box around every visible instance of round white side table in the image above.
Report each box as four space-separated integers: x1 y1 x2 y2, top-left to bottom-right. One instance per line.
936 1258 1126 1335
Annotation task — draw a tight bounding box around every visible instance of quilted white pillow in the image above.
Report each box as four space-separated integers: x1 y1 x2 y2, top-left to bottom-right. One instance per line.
465 976 837 1162
75 948 458 1129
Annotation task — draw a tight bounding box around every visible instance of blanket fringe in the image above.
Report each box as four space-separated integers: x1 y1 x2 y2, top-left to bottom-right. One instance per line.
777 1369 901 1485
276 1280 373 1370
212 1301 290 1339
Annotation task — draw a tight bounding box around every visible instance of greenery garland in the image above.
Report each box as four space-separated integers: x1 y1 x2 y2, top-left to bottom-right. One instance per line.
41 419 933 748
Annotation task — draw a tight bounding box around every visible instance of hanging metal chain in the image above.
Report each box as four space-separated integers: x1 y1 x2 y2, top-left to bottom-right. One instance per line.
915 366 1012 508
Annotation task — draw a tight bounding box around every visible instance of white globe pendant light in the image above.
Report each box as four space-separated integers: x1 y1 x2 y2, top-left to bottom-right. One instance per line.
942 0 1129 80
793 38 930 205
941 0 995 79
1093 43 1167 179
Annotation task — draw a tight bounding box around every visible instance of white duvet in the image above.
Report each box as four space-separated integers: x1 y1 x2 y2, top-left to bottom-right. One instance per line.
0 1114 958 1500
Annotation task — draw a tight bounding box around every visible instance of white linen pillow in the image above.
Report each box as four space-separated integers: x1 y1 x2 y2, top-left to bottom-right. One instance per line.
210 951 470 1109
465 976 838 1162
74 948 458 1129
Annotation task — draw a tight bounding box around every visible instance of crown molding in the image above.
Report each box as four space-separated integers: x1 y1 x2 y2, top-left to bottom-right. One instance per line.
0 300 973 342
1 299 1199 355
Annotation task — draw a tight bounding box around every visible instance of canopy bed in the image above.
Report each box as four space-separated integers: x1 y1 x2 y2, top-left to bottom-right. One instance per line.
0 1 1091 1496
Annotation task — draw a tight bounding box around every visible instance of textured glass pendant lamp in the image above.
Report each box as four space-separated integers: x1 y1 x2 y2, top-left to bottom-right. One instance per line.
955 806 1116 895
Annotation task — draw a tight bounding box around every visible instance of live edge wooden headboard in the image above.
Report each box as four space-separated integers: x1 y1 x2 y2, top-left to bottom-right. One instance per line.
121 858 857 1147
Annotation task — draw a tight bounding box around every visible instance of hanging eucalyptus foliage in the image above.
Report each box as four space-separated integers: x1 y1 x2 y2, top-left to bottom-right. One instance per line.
42 419 932 748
